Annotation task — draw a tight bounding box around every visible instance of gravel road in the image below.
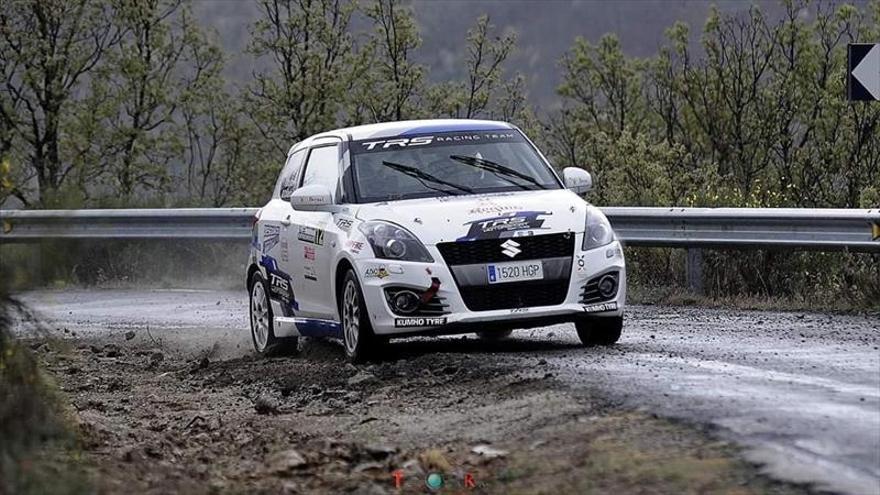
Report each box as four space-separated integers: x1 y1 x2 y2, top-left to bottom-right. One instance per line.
17 289 880 494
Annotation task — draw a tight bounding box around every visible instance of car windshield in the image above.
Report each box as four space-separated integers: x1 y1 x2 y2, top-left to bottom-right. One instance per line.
349 129 561 202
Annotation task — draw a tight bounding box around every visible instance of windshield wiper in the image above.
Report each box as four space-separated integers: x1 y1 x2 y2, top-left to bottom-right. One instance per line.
449 155 547 190
380 160 474 195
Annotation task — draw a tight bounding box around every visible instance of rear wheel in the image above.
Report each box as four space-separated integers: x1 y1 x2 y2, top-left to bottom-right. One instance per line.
249 272 297 356
477 329 513 341
339 269 383 362
575 315 623 346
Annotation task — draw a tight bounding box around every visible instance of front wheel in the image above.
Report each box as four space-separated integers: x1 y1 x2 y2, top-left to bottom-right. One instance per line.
339 269 383 363
575 315 623 346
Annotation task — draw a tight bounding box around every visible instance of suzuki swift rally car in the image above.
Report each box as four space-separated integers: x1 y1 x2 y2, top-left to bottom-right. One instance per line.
246 119 626 361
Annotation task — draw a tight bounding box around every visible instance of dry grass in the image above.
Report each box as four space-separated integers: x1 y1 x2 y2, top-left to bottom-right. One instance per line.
0 295 91 495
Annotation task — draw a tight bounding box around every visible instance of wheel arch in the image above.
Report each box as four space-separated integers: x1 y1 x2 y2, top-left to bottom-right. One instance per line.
334 257 356 310
246 263 261 292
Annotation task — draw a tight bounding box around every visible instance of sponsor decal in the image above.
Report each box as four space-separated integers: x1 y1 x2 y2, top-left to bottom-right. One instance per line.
873 222 880 241
435 131 517 143
352 131 523 155
346 240 365 254
468 204 523 215
364 266 390 279
394 317 447 328
297 226 324 245
335 217 354 231
582 302 618 313
250 226 260 250
303 245 316 261
280 240 289 262
259 255 298 316
304 265 317 281
457 211 551 241
576 255 586 273
510 307 529 313
297 194 329 205
263 226 281 252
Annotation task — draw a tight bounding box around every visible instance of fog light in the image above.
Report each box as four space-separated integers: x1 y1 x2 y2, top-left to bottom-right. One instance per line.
597 274 617 298
392 290 420 314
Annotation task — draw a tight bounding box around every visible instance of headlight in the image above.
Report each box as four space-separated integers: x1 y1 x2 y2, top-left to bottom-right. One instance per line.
583 208 615 250
358 221 434 262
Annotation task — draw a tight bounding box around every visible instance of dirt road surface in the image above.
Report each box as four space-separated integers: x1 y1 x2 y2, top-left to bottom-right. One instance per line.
16 289 880 494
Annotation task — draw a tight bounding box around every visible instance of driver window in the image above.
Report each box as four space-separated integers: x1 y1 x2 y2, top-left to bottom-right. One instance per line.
274 149 306 200
301 145 341 199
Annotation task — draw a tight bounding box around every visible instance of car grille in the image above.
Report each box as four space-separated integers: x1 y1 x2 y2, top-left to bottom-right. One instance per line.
458 279 570 311
436 232 575 265
581 271 619 304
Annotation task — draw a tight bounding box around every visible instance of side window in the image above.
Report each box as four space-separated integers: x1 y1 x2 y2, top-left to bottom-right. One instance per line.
274 149 306 200
301 145 341 195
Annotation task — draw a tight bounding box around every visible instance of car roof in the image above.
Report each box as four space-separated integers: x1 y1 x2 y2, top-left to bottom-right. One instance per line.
291 119 517 153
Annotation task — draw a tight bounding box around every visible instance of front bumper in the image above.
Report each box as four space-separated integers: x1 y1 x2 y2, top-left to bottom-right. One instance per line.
356 235 626 336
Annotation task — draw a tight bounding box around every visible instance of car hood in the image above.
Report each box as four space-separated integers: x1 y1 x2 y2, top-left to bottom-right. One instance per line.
353 189 589 244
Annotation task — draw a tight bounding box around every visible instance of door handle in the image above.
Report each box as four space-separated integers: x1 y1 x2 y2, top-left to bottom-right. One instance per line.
281 216 292 227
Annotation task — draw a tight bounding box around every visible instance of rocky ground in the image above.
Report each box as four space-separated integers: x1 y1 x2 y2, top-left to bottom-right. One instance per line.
34 336 807 495
17 289 880 494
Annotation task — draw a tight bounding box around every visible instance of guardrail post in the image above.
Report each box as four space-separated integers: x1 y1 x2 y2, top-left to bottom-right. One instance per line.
686 248 703 295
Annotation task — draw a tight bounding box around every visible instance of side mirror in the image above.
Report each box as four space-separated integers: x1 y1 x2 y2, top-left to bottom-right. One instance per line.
563 167 592 194
290 184 333 210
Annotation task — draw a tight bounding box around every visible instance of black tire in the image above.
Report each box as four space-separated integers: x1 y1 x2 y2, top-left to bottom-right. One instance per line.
477 329 513 341
575 315 623 346
338 269 384 363
249 271 298 356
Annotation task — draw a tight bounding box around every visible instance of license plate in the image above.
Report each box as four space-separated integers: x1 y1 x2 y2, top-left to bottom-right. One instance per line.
487 261 544 284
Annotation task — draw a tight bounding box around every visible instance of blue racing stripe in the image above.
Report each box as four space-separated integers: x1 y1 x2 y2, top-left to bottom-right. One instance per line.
294 318 343 339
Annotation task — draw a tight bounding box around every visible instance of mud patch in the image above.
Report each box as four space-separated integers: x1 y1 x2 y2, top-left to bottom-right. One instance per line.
28 333 814 495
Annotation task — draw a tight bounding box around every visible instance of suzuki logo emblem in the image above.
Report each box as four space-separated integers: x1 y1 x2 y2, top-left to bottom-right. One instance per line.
500 239 522 258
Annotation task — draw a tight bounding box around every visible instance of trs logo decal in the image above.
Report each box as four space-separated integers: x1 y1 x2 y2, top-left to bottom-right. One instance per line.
259 255 298 316
873 221 880 241
263 225 281 252
360 136 433 151
457 211 551 241
335 217 354 231
269 273 289 291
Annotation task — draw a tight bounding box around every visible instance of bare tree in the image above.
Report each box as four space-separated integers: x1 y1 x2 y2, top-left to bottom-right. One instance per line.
0 0 119 205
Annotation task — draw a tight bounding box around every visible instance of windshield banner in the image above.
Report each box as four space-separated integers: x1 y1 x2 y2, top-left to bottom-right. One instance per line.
351 130 524 154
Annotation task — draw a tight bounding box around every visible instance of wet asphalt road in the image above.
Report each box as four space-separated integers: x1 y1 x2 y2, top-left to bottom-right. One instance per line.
17 289 880 495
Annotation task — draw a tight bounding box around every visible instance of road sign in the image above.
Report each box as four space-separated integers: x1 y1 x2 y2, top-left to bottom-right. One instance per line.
848 43 880 101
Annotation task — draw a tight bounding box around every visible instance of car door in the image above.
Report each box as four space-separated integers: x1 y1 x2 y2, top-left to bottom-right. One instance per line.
289 139 343 319
260 148 306 318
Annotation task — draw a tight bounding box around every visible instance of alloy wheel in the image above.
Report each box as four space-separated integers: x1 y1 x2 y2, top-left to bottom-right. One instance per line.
342 280 360 354
251 282 270 351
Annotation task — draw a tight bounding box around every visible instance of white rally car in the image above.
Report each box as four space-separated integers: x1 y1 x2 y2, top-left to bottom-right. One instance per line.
247 119 625 361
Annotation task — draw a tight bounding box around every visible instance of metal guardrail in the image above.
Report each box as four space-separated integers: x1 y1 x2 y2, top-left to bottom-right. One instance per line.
0 208 257 241
1 207 878 250
603 207 880 251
